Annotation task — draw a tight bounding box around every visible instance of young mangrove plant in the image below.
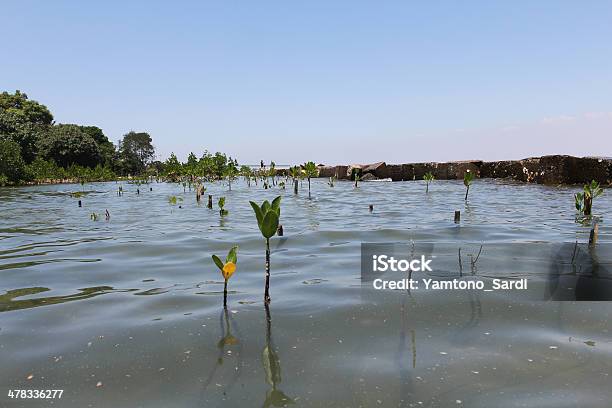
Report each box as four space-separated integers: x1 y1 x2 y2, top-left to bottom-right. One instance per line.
240 165 253 187
354 173 360 188
218 196 228 216
463 170 474 201
278 181 285 189
303 161 319 199
575 180 604 216
249 196 281 303
268 162 277 186
212 246 238 307
224 159 239 191
424 171 434 193
328 176 336 187
289 166 300 194
168 195 183 211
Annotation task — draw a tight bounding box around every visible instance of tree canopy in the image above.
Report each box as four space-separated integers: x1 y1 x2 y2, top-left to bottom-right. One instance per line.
0 90 157 184
38 124 101 168
118 131 155 175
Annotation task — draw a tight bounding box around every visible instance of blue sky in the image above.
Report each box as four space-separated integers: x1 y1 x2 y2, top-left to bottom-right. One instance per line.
2 1 611 164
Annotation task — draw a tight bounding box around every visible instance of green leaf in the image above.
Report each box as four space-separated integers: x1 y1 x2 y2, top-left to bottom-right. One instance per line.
262 200 271 214
271 195 281 216
261 210 279 239
250 201 263 227
226 246 238 264
575 193 584 212
212 254 224 271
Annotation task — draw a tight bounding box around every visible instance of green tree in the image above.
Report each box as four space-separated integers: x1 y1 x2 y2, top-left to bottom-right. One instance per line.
80 126 116 167
38 124 101 168
0 139 26 183
163 153 182 180
0 91 53 162
0 90 53 126
212 152 228 179
118 131 155 175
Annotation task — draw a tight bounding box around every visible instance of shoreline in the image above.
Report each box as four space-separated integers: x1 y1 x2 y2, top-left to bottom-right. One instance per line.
311 155 612 185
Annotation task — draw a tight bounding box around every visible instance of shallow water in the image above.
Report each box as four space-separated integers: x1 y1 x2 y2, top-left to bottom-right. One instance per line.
0 179 611 407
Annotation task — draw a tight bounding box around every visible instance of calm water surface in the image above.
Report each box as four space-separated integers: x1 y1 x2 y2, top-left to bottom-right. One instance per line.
0 179 611 407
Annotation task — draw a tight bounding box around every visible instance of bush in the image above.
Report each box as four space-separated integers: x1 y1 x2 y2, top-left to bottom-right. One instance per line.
23 159 117 183
0 139 26 183
24 158 66 181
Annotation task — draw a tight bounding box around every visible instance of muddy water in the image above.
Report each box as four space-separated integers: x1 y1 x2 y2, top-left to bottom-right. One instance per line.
0 179 610 407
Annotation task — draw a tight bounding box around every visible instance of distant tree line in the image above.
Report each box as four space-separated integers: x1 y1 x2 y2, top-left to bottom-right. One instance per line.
160 151 240 182
0 90 155 185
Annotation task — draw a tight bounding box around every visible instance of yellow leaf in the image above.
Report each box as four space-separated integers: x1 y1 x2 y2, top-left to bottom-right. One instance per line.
222 262 236 280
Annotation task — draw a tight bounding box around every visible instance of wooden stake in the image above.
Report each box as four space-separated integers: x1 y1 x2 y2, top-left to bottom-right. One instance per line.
207 195 213 209
369 204 373 212
78 200 82 207
454 210 460 223
277 225 284 236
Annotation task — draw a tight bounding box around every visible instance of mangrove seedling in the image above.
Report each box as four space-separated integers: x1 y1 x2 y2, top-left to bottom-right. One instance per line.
212 245 238 307
424 171 434 193
354 173 360 188
268 162 277 186
90 212 99 221
240 165 253 187
328 176 336 187
218 196 228 216
575 180 604 216
249 196 281 303
168 195 183 207
278 181 285 189
289 166 300 194
224 159 239 191
303 161 319 199
463 170 474 201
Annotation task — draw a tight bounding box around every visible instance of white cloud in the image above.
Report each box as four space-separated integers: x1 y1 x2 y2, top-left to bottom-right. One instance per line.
541 115 576 124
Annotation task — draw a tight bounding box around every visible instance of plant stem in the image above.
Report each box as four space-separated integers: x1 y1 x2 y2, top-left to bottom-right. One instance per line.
584 195 592 216
223 280 228 307
264 238 271 303
465 185 469 201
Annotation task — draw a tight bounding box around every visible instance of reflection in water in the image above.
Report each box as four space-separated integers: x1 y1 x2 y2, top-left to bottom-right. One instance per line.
548 242 612 300
202 307 243 397
397 291 416 407
0 286 132 312
262 304 294 408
